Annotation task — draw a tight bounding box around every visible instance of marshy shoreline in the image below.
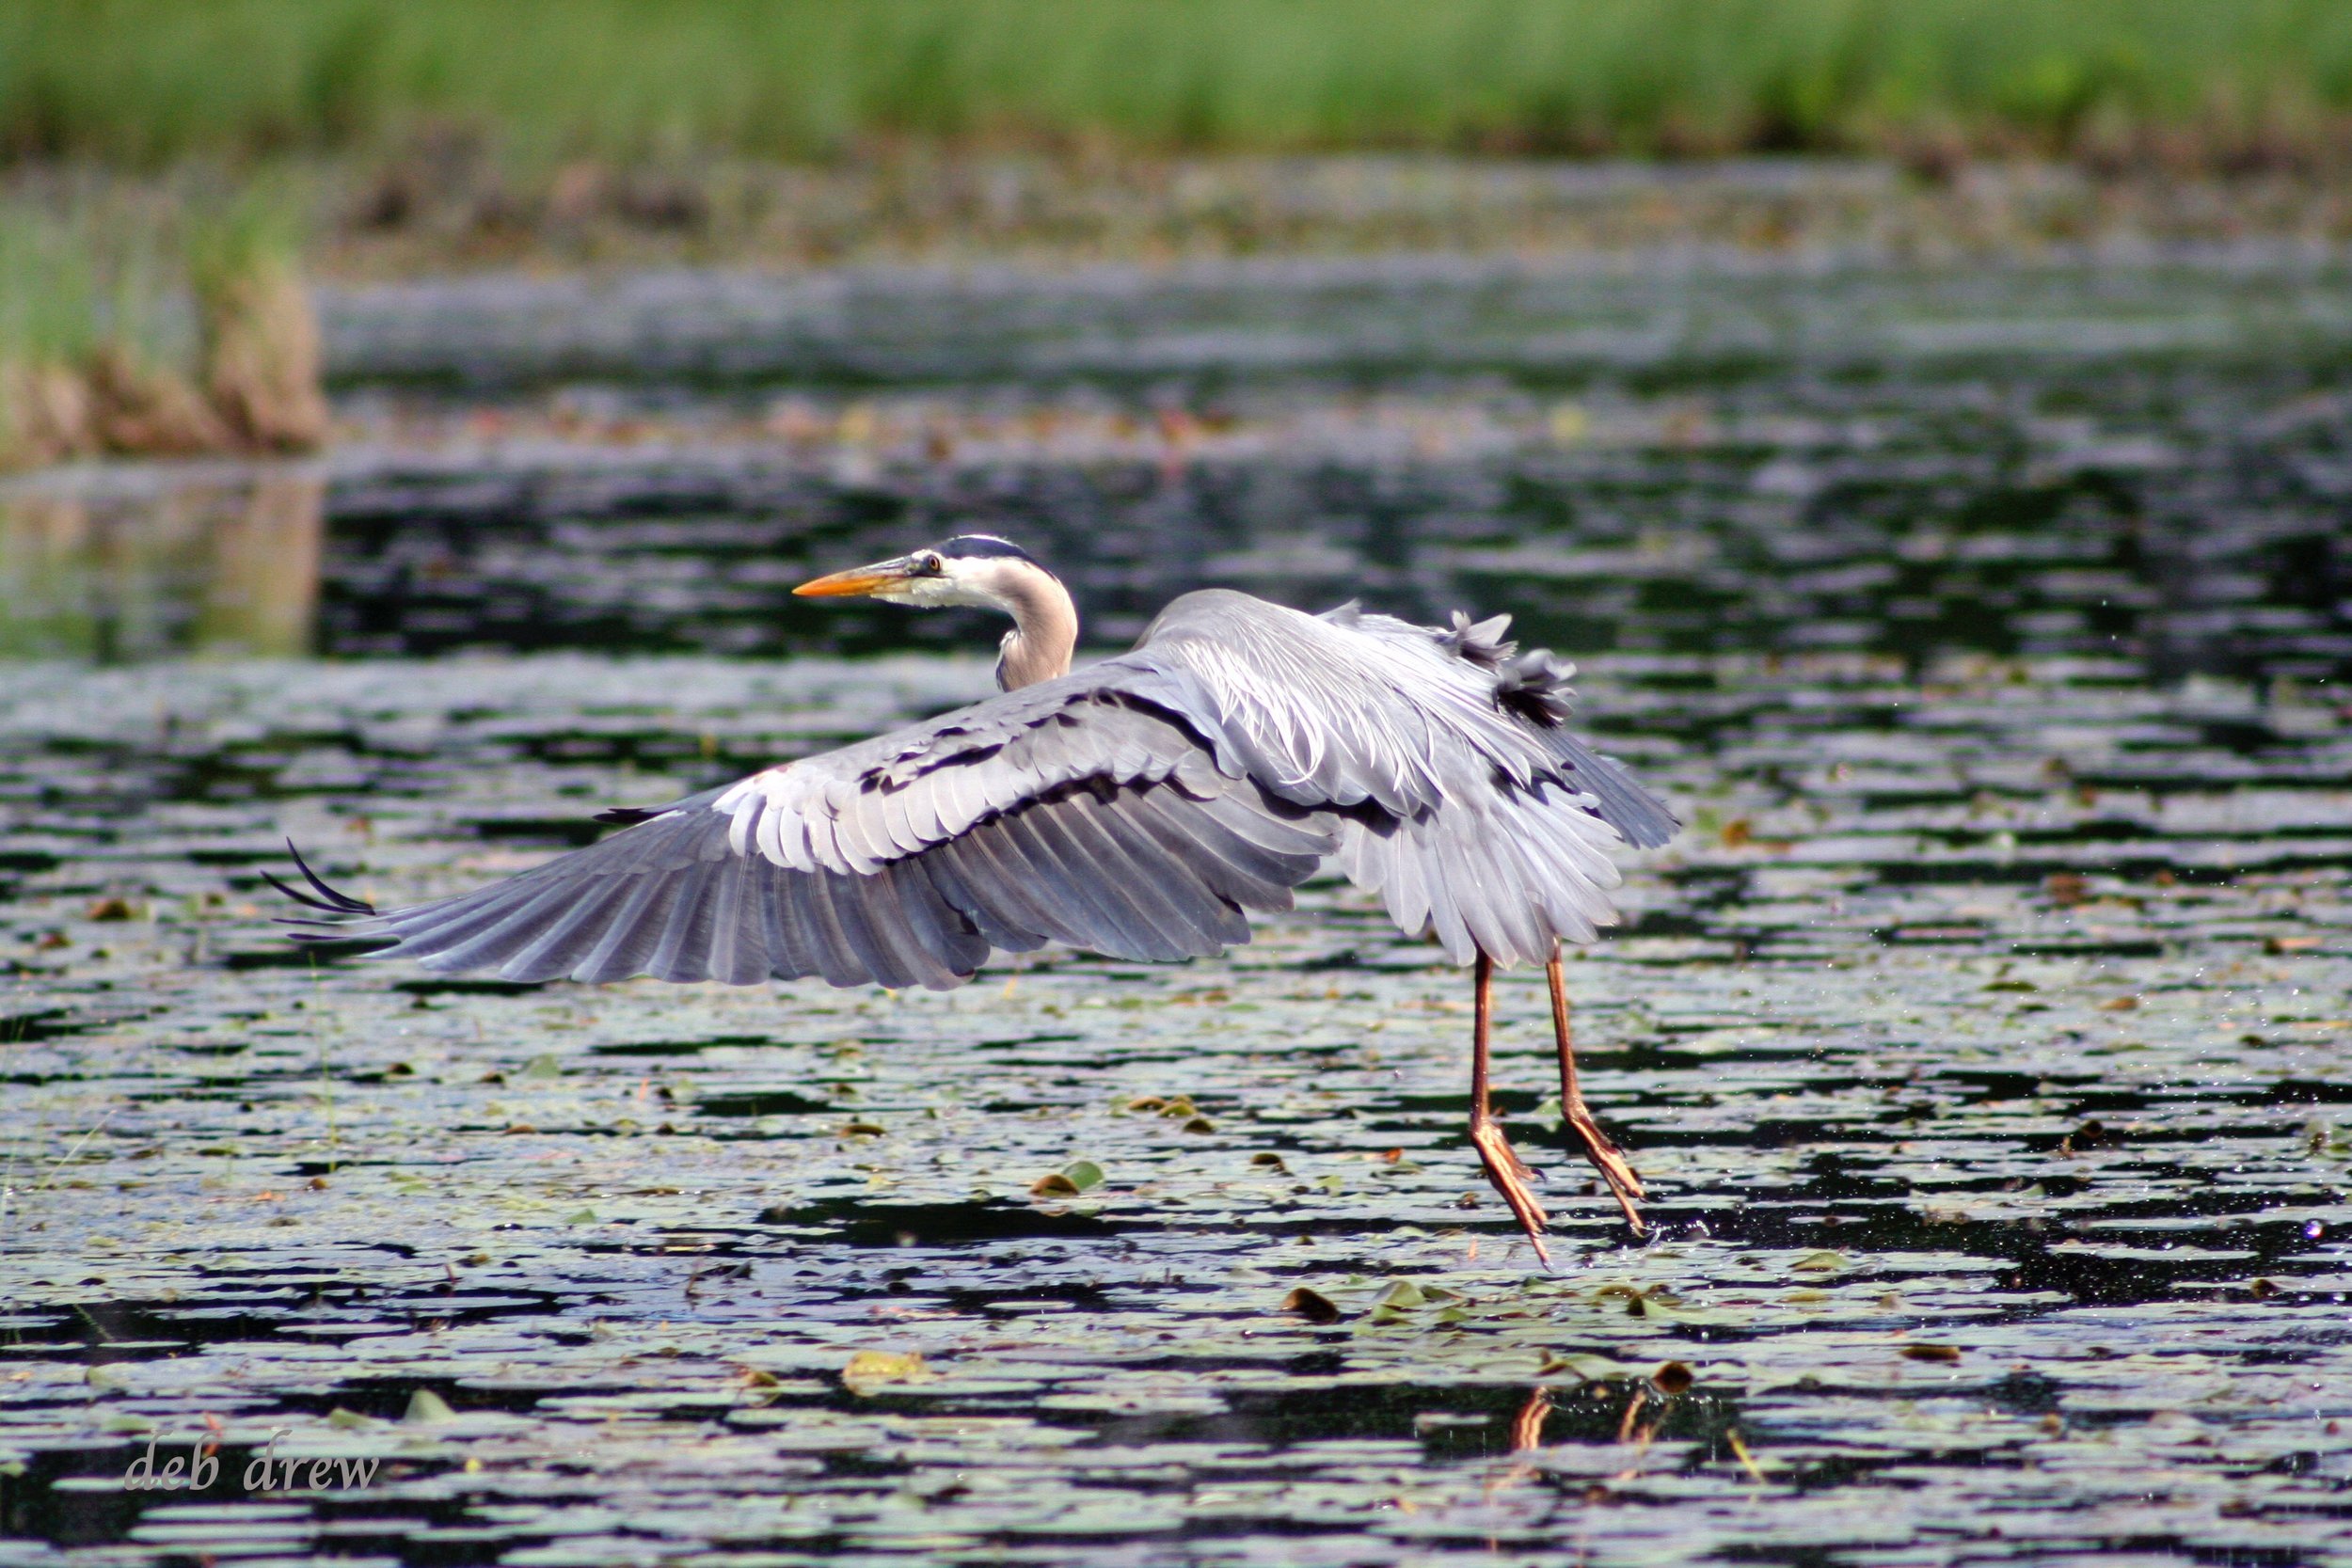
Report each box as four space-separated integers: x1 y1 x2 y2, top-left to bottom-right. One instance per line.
10 149 2352 472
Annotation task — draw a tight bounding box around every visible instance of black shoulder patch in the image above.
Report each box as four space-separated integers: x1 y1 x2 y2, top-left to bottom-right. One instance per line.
937 533 1040 564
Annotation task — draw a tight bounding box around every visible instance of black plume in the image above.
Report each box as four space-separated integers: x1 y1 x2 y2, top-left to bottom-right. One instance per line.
1495 649 1578 726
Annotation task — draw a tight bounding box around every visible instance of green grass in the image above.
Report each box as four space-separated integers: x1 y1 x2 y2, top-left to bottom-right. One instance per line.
0 193 192 376
0 182 311 467
0 182 305 374
7 0 2352 167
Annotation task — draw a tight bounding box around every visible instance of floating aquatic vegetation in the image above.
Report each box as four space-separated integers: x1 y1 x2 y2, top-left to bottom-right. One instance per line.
2 255 2348 1563
0 641 2344 1564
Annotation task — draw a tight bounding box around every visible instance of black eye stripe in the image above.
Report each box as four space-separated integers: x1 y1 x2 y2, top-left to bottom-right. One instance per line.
934 534 1038 564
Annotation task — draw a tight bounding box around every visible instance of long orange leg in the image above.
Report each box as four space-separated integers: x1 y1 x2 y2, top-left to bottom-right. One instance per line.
1468 952 1551 1268
1548 943 1645 1235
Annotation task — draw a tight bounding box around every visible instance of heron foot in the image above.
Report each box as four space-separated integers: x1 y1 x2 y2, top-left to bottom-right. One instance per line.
1565 1102 1646 1236
1470 1113 1552 1269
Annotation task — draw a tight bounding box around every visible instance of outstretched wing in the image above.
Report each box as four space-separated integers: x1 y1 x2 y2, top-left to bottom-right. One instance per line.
275 589 1678 987
276 667 1334 991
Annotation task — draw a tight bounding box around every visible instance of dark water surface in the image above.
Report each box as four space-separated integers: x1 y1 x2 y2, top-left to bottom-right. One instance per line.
8 252 2352 680
1 253 2348 1565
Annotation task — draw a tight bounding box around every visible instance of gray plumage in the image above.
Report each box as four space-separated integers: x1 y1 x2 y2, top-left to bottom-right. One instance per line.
281 586 1676 990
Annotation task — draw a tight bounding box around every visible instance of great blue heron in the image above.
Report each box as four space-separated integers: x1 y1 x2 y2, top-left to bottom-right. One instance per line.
272 534 1677 1262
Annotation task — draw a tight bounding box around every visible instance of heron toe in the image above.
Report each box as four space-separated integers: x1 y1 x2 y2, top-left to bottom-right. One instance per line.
1470 1115 1553 1269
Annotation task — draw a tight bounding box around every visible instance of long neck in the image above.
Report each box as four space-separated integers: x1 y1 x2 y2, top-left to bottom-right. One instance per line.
994 571 1078 690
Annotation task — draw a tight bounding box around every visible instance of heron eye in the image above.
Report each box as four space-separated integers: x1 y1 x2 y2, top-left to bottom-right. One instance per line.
919 553 944 575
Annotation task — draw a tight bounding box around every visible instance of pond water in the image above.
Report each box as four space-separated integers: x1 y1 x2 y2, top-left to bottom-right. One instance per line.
1 253 2348 1566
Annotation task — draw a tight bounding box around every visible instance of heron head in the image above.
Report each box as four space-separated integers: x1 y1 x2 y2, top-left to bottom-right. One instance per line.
792 534 1056 613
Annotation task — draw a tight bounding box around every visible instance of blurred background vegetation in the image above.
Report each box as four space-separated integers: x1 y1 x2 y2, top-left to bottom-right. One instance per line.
6 0 2352 468
0 182 324 470
8 0 2352 166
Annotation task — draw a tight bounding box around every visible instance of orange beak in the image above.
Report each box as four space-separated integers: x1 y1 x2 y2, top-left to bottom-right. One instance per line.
792 565 906 598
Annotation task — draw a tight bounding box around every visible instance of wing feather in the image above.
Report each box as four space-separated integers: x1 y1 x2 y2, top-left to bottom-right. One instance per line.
644 859 724 983
782 873 856 984
1070 790 1242 953
1049 793 1195 955
1001 805 1161 958
757 869 819 978
397 877 587 972
495 878 642 983
797 869 880 987
923 831 1061 951
572 873 685 983
703 858 770 986
850 860 978 990
883 859 993 981
1126 788 1300 911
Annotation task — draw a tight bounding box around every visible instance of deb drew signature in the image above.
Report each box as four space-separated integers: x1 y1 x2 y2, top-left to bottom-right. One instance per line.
123 1432 380 1493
